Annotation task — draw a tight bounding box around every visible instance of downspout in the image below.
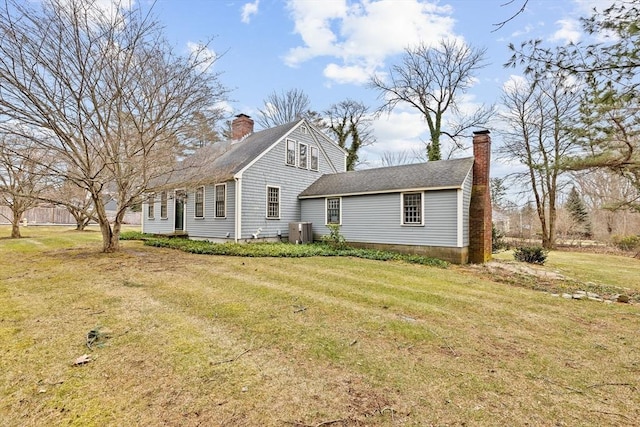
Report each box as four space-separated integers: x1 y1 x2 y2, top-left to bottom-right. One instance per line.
234 174 242 243
456 188 463 248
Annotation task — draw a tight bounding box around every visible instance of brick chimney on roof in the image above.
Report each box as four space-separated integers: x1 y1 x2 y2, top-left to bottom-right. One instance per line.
468 130 492 264
231 114 254 140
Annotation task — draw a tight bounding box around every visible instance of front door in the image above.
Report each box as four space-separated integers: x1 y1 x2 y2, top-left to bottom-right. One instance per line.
175 191 185 231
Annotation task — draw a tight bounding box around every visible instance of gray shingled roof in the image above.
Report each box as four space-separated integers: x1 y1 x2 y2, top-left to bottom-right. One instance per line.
153 120 300 188
299 157 474 198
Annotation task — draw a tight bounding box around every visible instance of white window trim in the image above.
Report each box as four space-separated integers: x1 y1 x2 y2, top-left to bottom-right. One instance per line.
310 146 319 171
400 192 424 226
266 185 281 219
325 197 342 225
147 193 155 220
194 186 205 219
298 142 308 169
285 138 297 166
214 183 227 219
160 191 168 219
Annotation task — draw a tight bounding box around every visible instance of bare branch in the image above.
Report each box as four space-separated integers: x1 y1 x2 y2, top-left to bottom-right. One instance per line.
369 39 490 161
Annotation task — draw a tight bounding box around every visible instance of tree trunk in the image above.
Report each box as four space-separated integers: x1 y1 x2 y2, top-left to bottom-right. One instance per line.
92 192 119 253
99 220 119 253
11 222 21 238
11 208 21 238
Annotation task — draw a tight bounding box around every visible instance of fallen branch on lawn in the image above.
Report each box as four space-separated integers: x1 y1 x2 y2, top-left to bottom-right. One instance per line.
590 410 632 421
211 348 251 366
283 419 346 427
587 382 636 391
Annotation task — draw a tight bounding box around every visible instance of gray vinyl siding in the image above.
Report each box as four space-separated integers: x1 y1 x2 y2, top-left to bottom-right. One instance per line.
141 194 175 234
184 181 236 239
309 126 345 173
239 127 346 239
301 189 461 247
300 198 326 231
462 170 472 246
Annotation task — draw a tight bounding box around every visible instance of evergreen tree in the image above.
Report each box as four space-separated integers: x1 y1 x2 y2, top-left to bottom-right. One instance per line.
565 186 592 238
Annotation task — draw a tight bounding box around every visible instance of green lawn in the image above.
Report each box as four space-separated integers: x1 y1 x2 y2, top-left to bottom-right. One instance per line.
1 226 639 426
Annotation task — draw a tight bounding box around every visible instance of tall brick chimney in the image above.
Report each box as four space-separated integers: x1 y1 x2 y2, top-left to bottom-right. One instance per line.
469 130 492 264
231 114 254 140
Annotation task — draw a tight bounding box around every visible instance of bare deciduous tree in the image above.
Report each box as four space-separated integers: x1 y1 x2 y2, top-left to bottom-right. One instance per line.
0 137 52 238
370 39 493 161
379 150 417 167
181 111 223 154
40 179 98 231
256 88 313 128
0 0 228 252
506 2 640 205
498 74 581 249
573 169 640 239
324 100 376 170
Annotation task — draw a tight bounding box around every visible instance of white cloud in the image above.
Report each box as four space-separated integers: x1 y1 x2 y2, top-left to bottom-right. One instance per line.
57 0 135 26
549 19 581 44
502 74 528 94
509 24 536 38
572 0 617 15
284 0 455 84
359 108 428 167
323 63 371 85
241 0 260 24
187 42 218 72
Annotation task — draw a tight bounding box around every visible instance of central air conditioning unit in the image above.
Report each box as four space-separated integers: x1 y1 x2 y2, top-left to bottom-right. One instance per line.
288 222 313 244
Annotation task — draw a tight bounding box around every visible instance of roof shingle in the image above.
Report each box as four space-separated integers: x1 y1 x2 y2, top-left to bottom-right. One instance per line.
155 120 300 188
299 157 474 198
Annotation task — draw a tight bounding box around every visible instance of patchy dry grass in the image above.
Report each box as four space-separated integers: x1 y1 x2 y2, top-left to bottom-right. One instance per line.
492 249 640 299
1 226 639 426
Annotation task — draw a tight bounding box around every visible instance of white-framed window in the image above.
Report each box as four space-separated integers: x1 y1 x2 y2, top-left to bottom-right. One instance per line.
266 186 280 219
194 186 204 218
298 142 308 169
402 192 423 225
326 197 341 225
147 193 155 219
300 125 308 134
286 139 296 166
215 184 226 218
310 146 319 171
160 191 168 219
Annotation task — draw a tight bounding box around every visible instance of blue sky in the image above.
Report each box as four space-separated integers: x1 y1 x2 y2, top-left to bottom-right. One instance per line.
147 0 613 171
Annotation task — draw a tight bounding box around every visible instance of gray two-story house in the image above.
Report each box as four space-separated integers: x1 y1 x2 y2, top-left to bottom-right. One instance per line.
142 115 492 264
142 114 347 243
